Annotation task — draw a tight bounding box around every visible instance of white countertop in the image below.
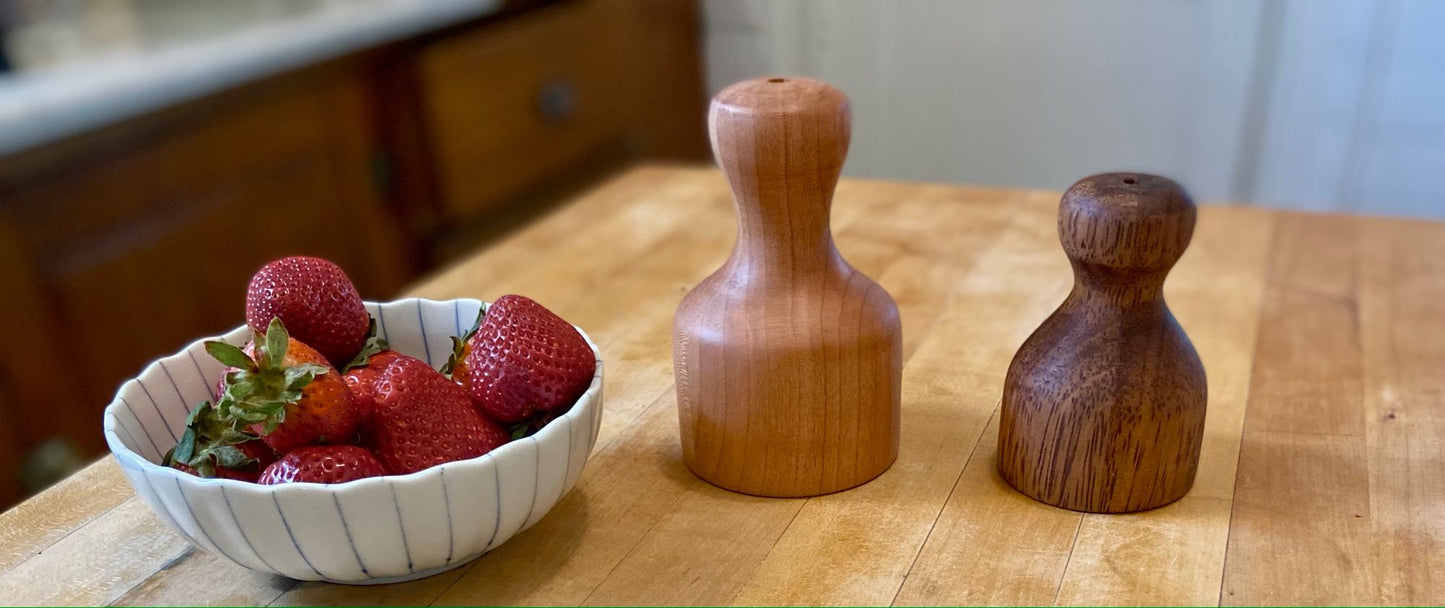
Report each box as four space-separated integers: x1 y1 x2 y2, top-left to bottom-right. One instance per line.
0 0 503 156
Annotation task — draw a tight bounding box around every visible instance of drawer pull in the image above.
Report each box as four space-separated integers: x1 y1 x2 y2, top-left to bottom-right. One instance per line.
537 78 579 123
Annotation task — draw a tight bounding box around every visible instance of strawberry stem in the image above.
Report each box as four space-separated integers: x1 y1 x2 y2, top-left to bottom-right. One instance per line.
442 303 488 377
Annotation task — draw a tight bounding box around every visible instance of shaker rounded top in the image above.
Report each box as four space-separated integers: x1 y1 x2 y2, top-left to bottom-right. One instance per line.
1058 173 1197 272
708 77 851 179
711 77 849 119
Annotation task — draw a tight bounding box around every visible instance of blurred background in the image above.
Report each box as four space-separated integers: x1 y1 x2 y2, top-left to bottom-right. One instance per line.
0 0 1439 507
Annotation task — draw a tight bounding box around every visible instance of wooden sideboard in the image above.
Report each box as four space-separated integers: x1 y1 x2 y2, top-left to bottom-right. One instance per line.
0 0 705 507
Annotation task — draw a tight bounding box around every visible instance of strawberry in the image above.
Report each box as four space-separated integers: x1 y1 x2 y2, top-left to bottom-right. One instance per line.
245 256 371 367
257 445 386 485
343 349 404 446
371 355 509 475
206 319 363 454
342 349 404 413
458 295 595 423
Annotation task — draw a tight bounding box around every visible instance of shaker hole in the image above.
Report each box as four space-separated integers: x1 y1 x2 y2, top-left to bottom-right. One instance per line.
768 78 786 83
1123 177 1138 185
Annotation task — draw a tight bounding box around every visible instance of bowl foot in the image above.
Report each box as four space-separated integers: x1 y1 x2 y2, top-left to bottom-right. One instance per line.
322 551 485 585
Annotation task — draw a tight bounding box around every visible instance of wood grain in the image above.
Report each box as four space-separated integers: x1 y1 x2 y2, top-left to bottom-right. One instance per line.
1356 218 1445 605
0 166 1441 605
111 548 294 607
0 458 132 574
999 173 1208 513
0 499 187 605
1224 213 1445 605
675 77 902 497
1222 214 1375 605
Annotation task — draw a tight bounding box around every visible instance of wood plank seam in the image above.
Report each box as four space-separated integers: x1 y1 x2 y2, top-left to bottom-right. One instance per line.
404 559 480 608
1215 214 1285 606
1053 513 1087 605
586 382 681 458
577 489 692 605
725 498 811 606
107 530 301 606
213 579 297 608
3 492 134 578
888 405 1002 607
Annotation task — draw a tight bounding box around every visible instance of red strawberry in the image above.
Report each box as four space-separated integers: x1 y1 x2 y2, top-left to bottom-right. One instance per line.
372 355 509 475
206 320 363 454
342 349 404 413
458 295 595 423
257 445 386 485
245 256 370 367
343 349 403 447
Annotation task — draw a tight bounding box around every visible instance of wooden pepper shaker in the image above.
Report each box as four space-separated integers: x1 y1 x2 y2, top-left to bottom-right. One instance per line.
673 77 902 497
998 173 1207 513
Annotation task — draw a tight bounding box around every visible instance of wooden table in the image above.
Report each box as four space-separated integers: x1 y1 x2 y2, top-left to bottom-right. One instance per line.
2 165 1441 605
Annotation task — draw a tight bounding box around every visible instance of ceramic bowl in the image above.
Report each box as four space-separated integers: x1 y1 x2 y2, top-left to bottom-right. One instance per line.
102 298 603 584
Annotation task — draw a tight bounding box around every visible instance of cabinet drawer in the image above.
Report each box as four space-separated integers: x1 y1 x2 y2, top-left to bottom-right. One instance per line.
418 0 626 219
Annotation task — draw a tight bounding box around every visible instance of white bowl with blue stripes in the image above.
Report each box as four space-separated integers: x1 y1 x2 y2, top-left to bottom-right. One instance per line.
101 298 603 584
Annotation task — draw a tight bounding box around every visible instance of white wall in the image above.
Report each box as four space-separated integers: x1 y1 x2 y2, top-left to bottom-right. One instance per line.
703 0 1445 218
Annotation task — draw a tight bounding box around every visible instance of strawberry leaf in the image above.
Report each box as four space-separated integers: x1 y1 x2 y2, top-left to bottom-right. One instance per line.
509 422 531 441
441 336 466 377
205 341 256 371
173 429 197 464
225 380 253 400
217 428 254 445
209 445 254 469
264 318 289 366
184 401 206 427
283 364 327 388
341 316 389 372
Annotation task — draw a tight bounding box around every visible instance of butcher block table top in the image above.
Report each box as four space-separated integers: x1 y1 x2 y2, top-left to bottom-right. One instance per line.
3 165 1442 606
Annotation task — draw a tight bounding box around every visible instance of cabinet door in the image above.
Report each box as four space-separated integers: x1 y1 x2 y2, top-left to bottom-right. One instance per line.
417 0 628 219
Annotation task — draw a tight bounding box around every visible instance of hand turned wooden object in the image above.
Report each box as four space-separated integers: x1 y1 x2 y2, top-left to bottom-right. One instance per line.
998 173 1207 513
673 77 902 497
